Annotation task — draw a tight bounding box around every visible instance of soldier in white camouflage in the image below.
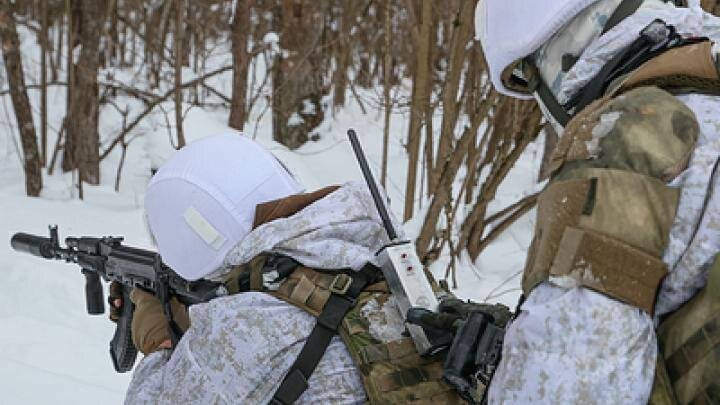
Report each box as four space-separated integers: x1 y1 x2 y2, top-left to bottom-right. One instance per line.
475 0 720 403
116 134 472 404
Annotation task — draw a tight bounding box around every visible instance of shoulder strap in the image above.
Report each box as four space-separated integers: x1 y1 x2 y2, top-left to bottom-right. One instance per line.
526 63 572 126
534 18 702 127
602 0 643 35
566 20 703 114
604 0 684 35
271 264 380 405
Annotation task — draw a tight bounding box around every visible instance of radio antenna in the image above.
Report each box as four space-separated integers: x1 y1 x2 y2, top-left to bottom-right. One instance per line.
347 129 398 241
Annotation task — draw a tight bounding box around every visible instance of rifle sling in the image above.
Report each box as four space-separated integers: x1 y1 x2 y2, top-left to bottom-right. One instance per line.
271 263 380 405
602 0 643 35
156 280 185 348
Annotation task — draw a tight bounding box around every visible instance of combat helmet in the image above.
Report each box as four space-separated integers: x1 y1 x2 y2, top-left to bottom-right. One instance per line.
145 134 304 281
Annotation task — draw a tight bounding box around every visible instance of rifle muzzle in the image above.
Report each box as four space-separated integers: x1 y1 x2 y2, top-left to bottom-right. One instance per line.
11 233 56 259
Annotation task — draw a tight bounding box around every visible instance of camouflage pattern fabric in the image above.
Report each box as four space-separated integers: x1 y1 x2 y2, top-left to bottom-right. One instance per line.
558 0 709 106
533 0 623 96
648 355 679 405
125 293 365 404
655 256 720 404
220 181 401 275
225 258 469 404
124 182 403 404
523 85 698 311
489 2 720 404
550 87 699 181
340 291 464 405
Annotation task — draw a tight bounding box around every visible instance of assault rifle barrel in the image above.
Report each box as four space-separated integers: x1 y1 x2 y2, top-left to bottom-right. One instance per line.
347 129 398 241
10 226 225 373
11 233 57 259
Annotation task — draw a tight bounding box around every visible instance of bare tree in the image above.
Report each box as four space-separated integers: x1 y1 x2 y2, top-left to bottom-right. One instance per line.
173 0 185 148
0 2 42 196
61 0 75 173
434 0 476 193
108 0 119 65
403 0 433 221
229 0 251 130
331 0 360 110
64 0 103 186
272 0 328 149
1 0 557 283
40 0 48 166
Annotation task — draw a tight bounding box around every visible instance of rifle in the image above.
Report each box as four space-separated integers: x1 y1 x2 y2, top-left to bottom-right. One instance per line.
10 226 226 373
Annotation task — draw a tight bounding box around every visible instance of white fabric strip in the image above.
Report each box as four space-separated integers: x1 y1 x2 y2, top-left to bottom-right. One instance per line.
183 206 226 250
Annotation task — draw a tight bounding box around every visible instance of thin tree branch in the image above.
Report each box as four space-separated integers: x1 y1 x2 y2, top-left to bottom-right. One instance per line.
100 65 232 160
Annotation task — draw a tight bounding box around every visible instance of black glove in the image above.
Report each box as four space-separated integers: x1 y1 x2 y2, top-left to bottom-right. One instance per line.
407 298 512 405
436 298 512 327
406 298 512 354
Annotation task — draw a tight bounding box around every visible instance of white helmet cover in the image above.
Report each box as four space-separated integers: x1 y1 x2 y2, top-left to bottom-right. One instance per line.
145 134 305 280
475 0 602 98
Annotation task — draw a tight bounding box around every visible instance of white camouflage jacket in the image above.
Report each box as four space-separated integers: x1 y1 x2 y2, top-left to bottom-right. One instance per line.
124 182 402 404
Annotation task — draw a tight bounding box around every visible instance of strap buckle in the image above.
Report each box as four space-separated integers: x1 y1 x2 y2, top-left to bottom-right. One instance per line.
329 273 352 295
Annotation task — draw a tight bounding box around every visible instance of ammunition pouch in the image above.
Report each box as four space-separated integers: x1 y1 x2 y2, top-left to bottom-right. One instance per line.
650 255 720 405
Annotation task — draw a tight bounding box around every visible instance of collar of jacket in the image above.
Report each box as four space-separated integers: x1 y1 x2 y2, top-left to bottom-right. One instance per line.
252 185 341 229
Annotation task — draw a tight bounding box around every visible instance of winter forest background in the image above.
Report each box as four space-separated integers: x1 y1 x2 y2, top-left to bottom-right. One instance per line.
1 0 719 403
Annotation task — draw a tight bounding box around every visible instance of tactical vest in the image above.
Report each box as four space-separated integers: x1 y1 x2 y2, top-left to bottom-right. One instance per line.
521 38 720 404
522 84 698 313
522 39 720 311
222 255 465 405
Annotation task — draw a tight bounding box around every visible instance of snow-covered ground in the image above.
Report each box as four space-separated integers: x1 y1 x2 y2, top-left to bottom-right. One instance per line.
0 27 543 404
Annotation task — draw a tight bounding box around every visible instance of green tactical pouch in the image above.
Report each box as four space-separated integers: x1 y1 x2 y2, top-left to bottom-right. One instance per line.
649 355 679 405
340 292 463 404
655 256 720 404
708 254 720 302
523 169 677 312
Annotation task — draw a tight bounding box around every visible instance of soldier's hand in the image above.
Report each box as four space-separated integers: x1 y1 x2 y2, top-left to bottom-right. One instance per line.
437 298 513 328
108 281 124 322
129 288 190 355
406 298 513 356
407 298 511 332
